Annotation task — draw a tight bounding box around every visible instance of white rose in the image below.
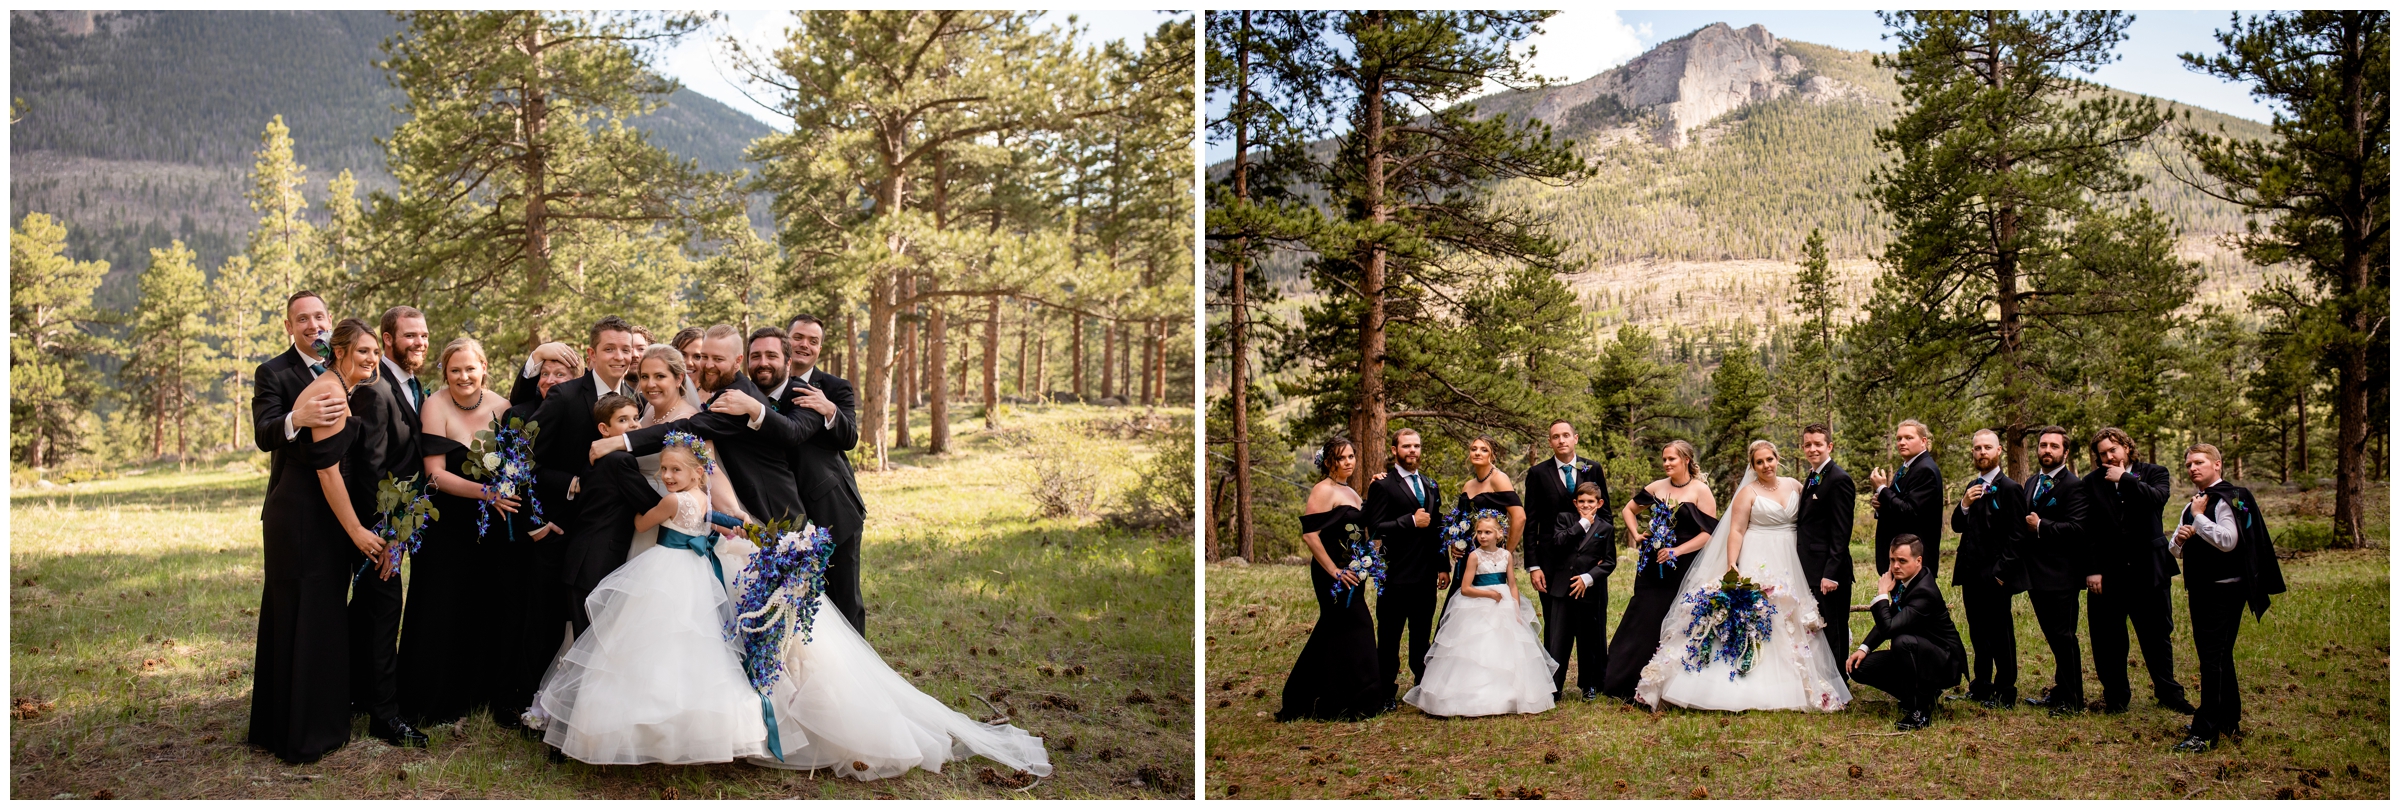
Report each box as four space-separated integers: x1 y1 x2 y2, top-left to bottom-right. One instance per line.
482 452 502 470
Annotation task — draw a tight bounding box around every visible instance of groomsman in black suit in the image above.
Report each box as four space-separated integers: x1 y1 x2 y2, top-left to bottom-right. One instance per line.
2083 427 2195 715
2020 425 2094 716
1846 535 1968 731
2169 444 2284 753
762 316 870 636
598 324 803 526
1950 428 2029 708
1793 423 1857 673
1522 421 1607 700
1365 428 1443 706
344 306 431 747
1544 483 1616 700
1869 419 1944 581
252 291 343 490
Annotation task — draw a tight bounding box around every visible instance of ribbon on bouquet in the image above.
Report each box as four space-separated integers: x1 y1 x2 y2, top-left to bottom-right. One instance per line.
663 512 785 762
731 586 811 763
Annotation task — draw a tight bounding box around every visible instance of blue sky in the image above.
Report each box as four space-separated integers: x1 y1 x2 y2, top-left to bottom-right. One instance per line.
1200 9 2281 164
656 10 1187 132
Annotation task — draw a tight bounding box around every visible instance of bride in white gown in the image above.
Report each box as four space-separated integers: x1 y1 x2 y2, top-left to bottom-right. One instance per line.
1637 440 1851 712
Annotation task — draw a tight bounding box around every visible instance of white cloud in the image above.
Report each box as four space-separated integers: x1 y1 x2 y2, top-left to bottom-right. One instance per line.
1521 10 1649 85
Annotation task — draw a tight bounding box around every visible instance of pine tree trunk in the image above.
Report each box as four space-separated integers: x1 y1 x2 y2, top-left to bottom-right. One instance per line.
1015 303 1029 397
2331 19 2371 548
928 305 949 454
1035 320 1048 400
896 277 915 449
1101 319 1115 402
1350 30 1392 488
1231 14 1256 561
1071 315 1085 402
519 18 554 350
983 296 1000 428
862 271 899 470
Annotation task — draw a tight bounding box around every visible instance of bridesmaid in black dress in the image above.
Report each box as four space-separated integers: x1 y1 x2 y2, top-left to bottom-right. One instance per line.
483 342 580 729
397 338 524 725
1601 439 1719 701
1277 437 1387 722
249 320 384 763
1446 437 1527 598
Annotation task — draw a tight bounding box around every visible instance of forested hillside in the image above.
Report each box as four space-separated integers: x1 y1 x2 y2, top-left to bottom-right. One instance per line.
9 9 773 309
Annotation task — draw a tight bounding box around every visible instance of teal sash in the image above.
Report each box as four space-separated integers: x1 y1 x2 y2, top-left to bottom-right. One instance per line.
1471 572 1506 587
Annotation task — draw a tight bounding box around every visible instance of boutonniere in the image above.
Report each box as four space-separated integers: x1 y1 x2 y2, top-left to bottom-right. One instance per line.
2231 494 2252 528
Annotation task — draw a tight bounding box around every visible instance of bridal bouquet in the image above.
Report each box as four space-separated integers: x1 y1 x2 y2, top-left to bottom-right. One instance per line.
367 472 440 575
1679 568 1779 680
461 415 541 536
1327 522 1384 606
1638 498 1679 577
727 519 837 691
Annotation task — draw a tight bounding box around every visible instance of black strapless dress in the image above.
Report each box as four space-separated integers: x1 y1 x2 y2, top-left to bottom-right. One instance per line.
248 421 357 764
396 432 513 724
1602 490 1718 699
1276 505 1386 722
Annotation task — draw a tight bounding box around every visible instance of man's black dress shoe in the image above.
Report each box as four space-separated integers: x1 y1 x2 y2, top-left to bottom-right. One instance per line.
1582 687 1601 701
2159 695 2198 715
1979 688 2017 709
2171 735 2213 753
370 716 429 748
2099 702 2129 715
1895 709 1932 731
2025 693 2084 716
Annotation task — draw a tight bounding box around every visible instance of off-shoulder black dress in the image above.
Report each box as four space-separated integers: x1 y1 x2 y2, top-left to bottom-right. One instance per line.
396 430 513 724
248 421 358 764
1276 505 1386 721
1601 489 1718 699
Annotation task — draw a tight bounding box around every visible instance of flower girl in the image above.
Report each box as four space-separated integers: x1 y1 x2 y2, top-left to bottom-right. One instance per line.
533 432 770 764
1403 512 1558 717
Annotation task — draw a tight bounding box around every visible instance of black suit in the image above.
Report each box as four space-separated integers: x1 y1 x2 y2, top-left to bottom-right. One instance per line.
769 371 868 636
1519 456 1599 574
626 375 803 525
502 372 619 722
1542 515 1617 694
1851 569 1968 714
1523 455 1605 694
1873 453 1944 581
2083 461 2186 709
2022 465 2093 705
341 377 416 724
1363 463 1441 701
1950 470 2028 698
1795 460 1858 667
252 346 319 491
564 451 663 635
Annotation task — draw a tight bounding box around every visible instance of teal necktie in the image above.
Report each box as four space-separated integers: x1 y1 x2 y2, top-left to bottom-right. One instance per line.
1563 463 1577 492
407 378 425 407
1407 473 1424 506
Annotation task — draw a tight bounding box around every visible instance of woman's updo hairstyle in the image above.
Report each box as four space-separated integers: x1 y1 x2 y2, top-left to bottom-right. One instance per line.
1663 439 1702 480
1314 435 1355 477
330 317 377 354
639 343 688 379
437 336 487 375
1748 439 1779 464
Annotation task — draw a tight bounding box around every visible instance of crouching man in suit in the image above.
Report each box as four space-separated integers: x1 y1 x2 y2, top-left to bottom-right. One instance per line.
1847 534 1968 731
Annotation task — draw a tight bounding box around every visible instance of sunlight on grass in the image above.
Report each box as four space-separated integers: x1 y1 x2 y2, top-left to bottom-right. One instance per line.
12 404 1194 799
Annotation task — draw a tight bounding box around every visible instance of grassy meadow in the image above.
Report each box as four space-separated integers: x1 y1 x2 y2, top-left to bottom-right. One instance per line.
10 404 1194 799
1203 485 2390 800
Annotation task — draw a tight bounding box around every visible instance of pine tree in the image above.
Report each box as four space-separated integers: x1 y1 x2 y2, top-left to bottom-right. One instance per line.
245 115 316 292
121 241 218 461
1701 342 1770 483
1589 325 1696 496
10 213 114 468
2177 10 2389 546
1774 228 1839 433
206 254 280 453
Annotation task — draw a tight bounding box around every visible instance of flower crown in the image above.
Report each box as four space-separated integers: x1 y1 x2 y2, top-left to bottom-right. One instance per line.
662 431 714 475
1469 508 1507 533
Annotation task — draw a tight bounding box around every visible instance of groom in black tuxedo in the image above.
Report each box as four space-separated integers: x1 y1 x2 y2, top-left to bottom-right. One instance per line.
1793 423 1857 673
1522 421 1608 700
1950 428 2029 708
1846 535 1967 731
252 291 343 490
2020 425 2094 716
1869 419 1944 581
1364 428 1443 705
761 316 869 636
2082 428 2194 715
597 324 803 526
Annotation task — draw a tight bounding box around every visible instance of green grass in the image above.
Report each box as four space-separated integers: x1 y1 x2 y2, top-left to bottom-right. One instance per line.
10 404 1194 799
1202 485 2389 800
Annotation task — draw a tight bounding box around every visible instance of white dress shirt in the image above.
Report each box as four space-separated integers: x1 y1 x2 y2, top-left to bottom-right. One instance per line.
2173 479 2242 583
281 342 329 440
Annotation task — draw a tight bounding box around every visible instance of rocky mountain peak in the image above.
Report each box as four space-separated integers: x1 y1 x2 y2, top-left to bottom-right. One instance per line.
1499 22 1859 149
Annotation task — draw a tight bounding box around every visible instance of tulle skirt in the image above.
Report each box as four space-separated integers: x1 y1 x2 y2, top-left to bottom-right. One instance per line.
742 594 1053 781
1403 588 1557 717
535 545 770 764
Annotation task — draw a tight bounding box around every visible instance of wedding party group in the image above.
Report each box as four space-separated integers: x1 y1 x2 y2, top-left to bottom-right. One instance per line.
1277 418 2286 753
243 290 1050 779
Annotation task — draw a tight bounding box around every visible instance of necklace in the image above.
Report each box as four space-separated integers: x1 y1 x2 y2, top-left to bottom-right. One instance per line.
448 388 485 411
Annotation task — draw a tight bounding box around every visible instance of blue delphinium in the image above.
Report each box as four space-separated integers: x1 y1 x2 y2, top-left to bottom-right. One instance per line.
727 519 837 692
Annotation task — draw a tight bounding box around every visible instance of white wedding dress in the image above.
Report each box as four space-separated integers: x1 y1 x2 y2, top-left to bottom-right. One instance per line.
1401 548 1558 717
534 489 772 764
1636 472 1851 712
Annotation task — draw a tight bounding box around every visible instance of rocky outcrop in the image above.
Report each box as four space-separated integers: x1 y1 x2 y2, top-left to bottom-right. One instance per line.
1509 22 1815 148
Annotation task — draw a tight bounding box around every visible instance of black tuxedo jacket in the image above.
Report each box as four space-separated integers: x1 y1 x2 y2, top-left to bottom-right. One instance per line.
2083 461 2179 589
1794 460 1858 586
1862 571 1969 677
371 363 422 480
1873 453 1943 575
1363 464 1443 585
377 362 424 435
251 346 317 490
564 450 661 594
770 371 866 522
627 375 803 524
1542 515 1618 597
2021 466 2092 591
529 374 613 529
1522 456 1604 577
1949 471 2030 592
